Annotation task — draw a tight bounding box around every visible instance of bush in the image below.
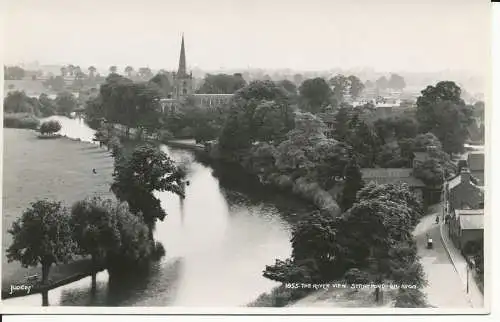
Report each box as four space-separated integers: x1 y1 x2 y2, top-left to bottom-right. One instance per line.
3 113 40 130
394 288 428 308
39 120 62 135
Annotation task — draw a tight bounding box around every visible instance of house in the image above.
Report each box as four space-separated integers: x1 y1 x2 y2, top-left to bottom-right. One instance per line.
448 209 484 253
360 168 426 200
444 169 484 214
467 151 484 186
412 151 431 168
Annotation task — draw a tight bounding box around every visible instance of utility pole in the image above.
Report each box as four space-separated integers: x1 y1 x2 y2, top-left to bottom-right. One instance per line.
466 263 469 294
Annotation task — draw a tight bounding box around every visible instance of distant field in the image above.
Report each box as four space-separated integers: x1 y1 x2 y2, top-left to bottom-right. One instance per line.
2 128 115 289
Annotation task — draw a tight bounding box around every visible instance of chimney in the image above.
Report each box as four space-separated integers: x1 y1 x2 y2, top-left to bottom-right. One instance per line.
460 168 471 183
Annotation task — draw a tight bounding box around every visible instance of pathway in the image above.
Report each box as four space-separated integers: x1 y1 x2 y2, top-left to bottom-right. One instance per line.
413 213 471 308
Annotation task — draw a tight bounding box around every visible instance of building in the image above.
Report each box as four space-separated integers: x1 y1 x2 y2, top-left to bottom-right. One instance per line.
444 169 484 214
160 35 234 113
448 209 484 253
360 168 426 200
467 151 484 186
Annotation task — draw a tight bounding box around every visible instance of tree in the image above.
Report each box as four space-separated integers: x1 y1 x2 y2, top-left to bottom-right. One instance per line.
196 73 247 94
88 66 97 78
149 73 173 98
416 81 474 153
109 66 118 74
218 81 292 152
39 120 62 136
38 93 56 116
4 66 26 80
299 78 332 113
388 74 406 91
71 197 122 290
60 66 67 77
124 66 134 77
138 67 153 80
3 91 38 114
110 144 186 239
375 76 389 91
293 74 304 86
347 75 365 99
277 80 298 96
6 200 75 306
55 92 77 116
339 158 364 211
44 75 65 92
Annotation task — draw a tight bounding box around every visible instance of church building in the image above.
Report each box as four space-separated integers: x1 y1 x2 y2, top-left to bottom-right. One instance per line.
160 35 234 113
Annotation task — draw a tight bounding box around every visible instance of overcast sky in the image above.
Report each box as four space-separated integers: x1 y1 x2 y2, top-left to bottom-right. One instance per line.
2 0 491 74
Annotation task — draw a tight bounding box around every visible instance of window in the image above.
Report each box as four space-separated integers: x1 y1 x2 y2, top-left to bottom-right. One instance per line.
183 88 187 95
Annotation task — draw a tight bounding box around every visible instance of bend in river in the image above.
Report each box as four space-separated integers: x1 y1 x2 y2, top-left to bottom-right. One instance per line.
5 116 315 307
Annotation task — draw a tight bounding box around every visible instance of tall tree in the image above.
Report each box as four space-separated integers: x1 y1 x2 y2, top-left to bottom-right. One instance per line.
55 92 77 116
7 200 75 306
329 74 349 105
124 66 134 77
375 76 389 91
110 144 186 239
71 197 122 291
347 75 365 99
299 77 332 113
416 81 474 153
88 66 97 78
109 65 118 74
388 73 406 90
196 73 247 94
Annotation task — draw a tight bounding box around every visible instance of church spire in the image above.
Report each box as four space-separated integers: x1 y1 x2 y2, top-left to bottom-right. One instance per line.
177 33 186 76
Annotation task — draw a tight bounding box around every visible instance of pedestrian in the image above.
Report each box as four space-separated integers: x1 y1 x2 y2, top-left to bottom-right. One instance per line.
92 168 97 174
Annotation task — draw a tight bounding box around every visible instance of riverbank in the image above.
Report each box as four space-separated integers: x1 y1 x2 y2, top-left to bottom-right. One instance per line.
2 128 115 299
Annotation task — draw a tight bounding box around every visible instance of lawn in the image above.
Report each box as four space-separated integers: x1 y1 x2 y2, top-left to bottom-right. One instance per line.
2 128 115 297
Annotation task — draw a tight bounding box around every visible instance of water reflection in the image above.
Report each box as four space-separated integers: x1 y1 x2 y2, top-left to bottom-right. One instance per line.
4 116 313 307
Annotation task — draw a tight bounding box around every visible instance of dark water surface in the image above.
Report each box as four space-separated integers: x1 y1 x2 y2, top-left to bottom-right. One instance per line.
5 116 314 306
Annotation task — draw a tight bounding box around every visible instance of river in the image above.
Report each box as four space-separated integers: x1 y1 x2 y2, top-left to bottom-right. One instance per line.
5 116 314 307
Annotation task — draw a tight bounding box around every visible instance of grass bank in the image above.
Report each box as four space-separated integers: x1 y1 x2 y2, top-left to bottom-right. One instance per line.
2 128 115 298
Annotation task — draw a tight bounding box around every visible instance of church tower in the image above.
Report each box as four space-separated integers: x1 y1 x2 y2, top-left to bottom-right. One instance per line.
173 34 193 99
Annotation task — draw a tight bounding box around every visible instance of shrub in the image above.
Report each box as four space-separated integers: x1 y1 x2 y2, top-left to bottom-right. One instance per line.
3 113 40 130
39 120 62 135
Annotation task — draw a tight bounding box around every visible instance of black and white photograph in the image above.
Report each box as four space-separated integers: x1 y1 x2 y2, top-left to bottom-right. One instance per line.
0 0 491 314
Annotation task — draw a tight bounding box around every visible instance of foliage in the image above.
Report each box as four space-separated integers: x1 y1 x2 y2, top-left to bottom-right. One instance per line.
4 66 26 80
149 72 173 98
277 80 298 97
111 144 186 237
388 74 406 90
197 73 247 94
39 120 62 135
394 288 428 308
298 77 332 113
3 113 40 130
375 76 389 91
55 92 78 116
70 197 122 263
3 91 40 115
95 75 163 135
6 200 75 284
339 158 364 211
218 81 293 152
416 81 474 154
38 93 56 116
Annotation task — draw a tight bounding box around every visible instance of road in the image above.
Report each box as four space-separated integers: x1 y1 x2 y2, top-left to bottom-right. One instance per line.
413 213 472 308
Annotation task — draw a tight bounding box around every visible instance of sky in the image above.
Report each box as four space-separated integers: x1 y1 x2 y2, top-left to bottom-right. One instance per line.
1 0 491 75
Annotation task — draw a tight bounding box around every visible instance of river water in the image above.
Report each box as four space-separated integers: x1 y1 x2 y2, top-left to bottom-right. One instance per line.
5 116 314 307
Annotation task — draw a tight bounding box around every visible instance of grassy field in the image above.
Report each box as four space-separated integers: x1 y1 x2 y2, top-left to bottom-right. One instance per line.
2 128 115 296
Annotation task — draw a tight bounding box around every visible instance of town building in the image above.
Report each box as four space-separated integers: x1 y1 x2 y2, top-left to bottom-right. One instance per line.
448 209 484 252
467 151 485 186
160 35 234 113
444 169 484 213
360 168 426 200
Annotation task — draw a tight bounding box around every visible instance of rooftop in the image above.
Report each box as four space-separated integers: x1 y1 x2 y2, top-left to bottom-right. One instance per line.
361 168 425 187
467 151 484 171
459 213 484 230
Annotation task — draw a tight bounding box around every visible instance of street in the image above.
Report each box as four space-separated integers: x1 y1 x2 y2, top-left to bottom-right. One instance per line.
413 213 471 308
